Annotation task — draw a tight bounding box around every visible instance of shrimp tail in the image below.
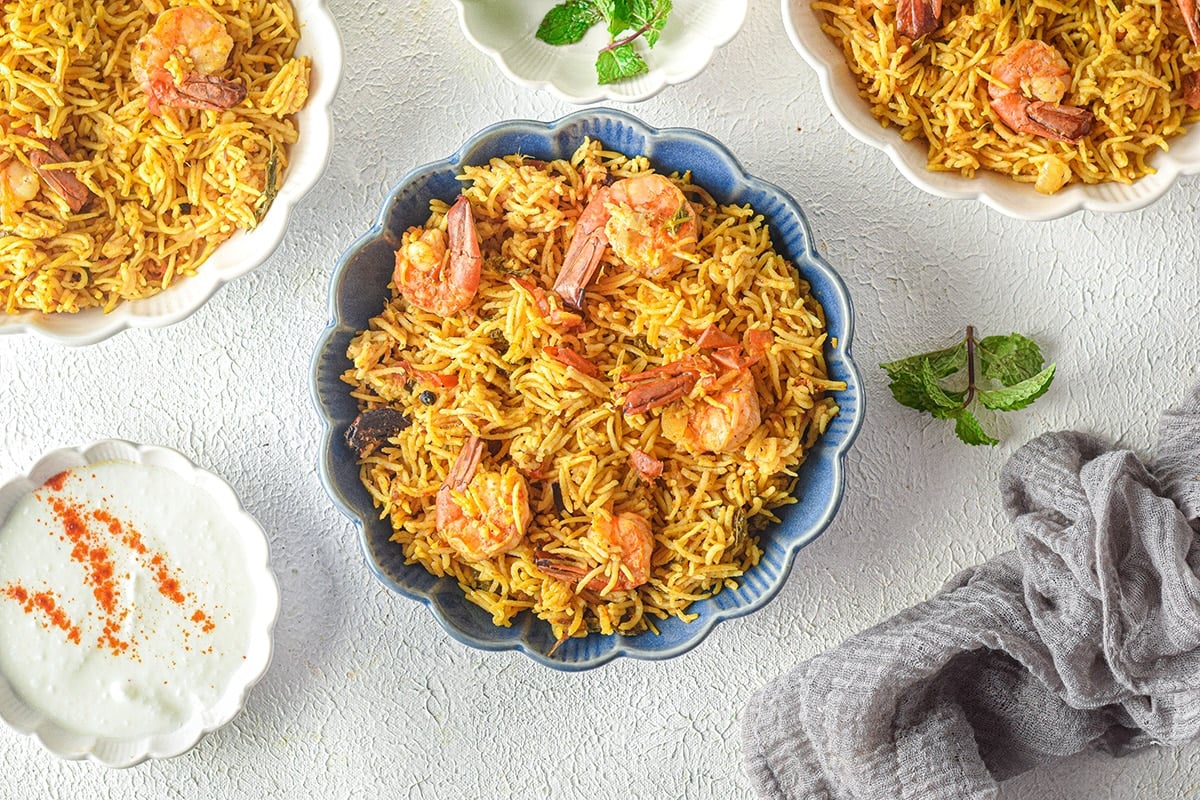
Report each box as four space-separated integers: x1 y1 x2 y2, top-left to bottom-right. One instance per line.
533 552 587 582
622 374 699 415
1026 101 1095 143
28 145 90 212
544 345 601 378
147 69 246 115
896 0 942 39
630 449 664 481
620 356 711 415
1178 0 1200 45
445 435 484 492
446 195 482 289
553 186 612 309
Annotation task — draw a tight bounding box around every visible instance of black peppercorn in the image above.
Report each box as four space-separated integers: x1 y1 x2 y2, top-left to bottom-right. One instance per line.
419 390 436 405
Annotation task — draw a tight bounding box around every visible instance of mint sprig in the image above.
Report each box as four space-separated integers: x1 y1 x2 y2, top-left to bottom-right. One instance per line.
536 0 673 85
880 326 1056 446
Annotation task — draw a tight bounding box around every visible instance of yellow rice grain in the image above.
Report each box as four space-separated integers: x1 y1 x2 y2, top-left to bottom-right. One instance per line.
343 139 846 643
815 0 1200 191
0 0 310 313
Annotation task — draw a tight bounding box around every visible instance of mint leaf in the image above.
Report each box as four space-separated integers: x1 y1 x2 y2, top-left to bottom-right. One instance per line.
883 364 935 412
953 409 999 446
646 0 672 46
881 342 964 381
880 325 1054 448
978 333 1045 386
607 0 633 37
919 358 965 409
627 0 672 46
881 341 965 412
978 363 1056 411
596 42 647 83
923 341 968 379
536 0 604 45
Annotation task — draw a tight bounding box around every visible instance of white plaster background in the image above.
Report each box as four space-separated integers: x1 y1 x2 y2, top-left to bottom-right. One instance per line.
2 0 1200 797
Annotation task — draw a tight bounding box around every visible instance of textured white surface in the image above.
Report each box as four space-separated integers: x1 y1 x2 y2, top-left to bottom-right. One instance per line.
1 0 1199 797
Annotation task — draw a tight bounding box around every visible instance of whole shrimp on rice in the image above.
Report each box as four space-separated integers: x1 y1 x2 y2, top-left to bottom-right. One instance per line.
987 41 1094 144
131 5 248 115
393 195 483 317
536 511 655 593
437 436 532 562
553 172 698 309
619 326 765 454
0 118 90 214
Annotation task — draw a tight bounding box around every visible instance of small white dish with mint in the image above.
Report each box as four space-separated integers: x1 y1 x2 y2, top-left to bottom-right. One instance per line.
450 0 747 103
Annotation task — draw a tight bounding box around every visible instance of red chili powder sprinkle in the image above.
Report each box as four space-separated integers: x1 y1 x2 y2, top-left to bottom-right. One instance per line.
2 584 82 644
191 609 216 634
149 554 186 605
42 471 70 492
92 509 146 554
1 478 220 660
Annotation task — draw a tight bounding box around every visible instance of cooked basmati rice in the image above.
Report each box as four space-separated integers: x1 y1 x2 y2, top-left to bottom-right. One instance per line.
343 139 845 644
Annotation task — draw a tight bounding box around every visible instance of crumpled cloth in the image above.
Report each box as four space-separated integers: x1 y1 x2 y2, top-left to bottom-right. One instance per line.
741 384 1200 800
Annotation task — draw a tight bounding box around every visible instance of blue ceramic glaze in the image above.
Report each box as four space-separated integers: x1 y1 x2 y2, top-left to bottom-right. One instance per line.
309 108 864 671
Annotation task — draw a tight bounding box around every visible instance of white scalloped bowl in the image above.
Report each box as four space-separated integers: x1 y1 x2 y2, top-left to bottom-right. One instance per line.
781 0 1200 220
451 0 747 104
0 440 278 767
0 0 342 346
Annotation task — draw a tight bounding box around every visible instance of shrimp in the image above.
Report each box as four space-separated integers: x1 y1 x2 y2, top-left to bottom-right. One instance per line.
0 118 91 213
535 511 655 593
629 448 663 482
544 345 601 378
618 326 764 454
131 5 247 115
436 436 532 563
660 369 762 455
1184 73 1200 110
393 195 482 316
27 138 91 212
0 157 39 216
987 40 1094 144
896 0 942 39
552 173 697 309
1178 0 1200 46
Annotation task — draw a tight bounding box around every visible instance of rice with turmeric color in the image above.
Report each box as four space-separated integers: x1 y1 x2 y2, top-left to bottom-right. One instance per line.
343 139 845 646
815 0 1200 192
0 0 310 313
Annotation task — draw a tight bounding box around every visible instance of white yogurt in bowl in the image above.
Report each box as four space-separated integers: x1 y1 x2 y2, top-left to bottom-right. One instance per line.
0 441 277 767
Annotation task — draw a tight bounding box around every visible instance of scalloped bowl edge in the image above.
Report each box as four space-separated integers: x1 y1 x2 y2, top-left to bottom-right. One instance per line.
310 108 862 670
779 0 1200 220
0 440 279 767
0 0 344 346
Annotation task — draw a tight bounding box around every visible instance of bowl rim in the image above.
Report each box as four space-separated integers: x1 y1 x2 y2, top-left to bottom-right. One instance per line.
779 0 1200 220
448 0 749 104
309 107 864 670
0 0 344 347
0 439 279 767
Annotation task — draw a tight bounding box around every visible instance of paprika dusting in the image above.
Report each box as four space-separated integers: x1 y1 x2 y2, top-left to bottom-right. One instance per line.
0 457 273 741
0 467 218 659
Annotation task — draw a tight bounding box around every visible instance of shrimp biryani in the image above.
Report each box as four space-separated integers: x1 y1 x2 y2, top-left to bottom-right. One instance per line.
815 0 1200 193
342 139 845 646
0 0 310 313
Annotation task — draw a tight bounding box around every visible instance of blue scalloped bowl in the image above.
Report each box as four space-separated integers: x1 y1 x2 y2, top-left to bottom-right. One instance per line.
310 108 863 670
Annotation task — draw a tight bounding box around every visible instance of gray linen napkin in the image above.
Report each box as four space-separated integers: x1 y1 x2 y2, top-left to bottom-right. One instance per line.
741 383 1200 800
